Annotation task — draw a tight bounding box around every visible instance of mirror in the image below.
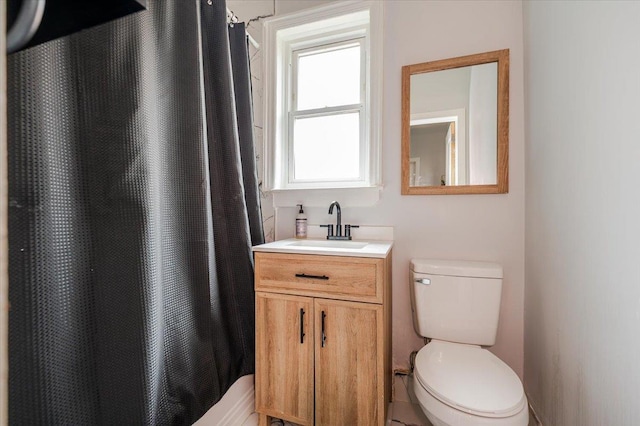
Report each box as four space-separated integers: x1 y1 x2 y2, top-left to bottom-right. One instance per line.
401 50 509 195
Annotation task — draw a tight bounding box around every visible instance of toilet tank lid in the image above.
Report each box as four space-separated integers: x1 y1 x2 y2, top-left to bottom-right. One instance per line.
411 259 503 279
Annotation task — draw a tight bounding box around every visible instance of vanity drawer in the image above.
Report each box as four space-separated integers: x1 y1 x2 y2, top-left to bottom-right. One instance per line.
255 252 384 304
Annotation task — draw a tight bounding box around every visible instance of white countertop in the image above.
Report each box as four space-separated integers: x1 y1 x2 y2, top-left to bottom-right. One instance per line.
252 238 393 258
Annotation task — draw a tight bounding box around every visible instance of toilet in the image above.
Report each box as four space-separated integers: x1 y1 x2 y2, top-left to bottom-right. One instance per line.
410 259 528 426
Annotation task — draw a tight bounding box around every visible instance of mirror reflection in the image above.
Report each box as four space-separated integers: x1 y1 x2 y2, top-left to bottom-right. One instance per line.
410 63 496 186
401 50 509 195
410 121 455 186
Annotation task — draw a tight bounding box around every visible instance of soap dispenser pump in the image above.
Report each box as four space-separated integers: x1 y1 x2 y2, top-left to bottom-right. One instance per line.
295 204 307 239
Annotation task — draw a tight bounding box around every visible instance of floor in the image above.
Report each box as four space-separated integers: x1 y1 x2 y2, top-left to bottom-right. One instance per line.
389 374 432 426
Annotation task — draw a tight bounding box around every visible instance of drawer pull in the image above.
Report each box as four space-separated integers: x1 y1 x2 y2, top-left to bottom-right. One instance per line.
295 273 329 281
300 308 305 344
321 311 327 348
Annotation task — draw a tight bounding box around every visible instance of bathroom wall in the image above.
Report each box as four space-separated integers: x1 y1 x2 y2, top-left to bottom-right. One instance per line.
229 0 526 376
523 2 640 424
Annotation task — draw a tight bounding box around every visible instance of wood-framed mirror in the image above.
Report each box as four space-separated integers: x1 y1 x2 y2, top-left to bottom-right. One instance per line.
401 49 509 195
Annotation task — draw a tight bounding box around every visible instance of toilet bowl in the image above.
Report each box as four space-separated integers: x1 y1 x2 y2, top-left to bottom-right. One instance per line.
412 340 528 426
409 259 528 426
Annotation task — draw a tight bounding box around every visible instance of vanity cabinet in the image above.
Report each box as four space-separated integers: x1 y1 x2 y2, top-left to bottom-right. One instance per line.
254 251 391 426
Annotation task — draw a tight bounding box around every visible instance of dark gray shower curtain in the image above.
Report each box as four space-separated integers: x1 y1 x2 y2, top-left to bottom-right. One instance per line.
7 0 262 424
228 22 264 248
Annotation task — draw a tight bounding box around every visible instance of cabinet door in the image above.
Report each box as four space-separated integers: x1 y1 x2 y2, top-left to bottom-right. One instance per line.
255 292 314 425
314 299 384 426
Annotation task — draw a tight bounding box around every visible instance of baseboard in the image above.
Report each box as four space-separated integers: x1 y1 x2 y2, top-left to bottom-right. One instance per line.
194 374 255 426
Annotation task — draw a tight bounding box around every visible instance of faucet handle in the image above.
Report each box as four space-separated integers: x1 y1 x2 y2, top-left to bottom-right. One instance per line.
344 224 359 239
320 224 334 238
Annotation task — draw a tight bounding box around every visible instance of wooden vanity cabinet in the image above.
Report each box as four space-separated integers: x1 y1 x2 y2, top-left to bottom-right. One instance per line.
254 252 392 426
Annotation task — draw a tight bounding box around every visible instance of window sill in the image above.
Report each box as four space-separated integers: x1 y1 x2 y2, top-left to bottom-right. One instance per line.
269 186 382 208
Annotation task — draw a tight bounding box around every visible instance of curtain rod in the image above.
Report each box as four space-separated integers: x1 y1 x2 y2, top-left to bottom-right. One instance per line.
7 0 46 53
226 8 260 49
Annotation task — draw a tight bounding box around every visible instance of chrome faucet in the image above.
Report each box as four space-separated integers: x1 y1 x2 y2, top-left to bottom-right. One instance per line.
328 201 342 237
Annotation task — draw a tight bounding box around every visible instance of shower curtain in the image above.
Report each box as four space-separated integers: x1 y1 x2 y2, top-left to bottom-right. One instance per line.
7 0 263 424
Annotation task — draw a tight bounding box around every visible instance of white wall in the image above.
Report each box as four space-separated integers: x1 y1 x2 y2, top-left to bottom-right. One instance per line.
231 0 525 376
524 2 640 424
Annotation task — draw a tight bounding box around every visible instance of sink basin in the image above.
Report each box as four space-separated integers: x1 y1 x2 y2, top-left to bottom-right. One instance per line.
289 240 368 249
252 238 393 258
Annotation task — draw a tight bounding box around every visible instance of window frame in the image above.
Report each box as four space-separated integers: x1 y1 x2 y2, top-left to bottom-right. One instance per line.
263 1 383 195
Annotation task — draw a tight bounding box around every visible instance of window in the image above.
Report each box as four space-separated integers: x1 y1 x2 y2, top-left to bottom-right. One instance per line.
263 1 383 192
291 39 364 182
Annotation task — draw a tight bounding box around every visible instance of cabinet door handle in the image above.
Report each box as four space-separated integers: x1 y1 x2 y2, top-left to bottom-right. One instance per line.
300 308 305 344
295 273 329 280
321 311 327 348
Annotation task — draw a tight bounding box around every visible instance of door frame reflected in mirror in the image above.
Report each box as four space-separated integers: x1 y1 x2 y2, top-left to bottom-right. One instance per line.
410 108 466 186
401 49 509 195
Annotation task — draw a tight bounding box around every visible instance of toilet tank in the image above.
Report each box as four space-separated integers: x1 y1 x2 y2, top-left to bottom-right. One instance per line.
410 259 503 346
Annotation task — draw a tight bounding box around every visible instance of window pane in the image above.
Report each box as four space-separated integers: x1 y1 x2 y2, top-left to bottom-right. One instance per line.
296 43 361 111
293 113 360 181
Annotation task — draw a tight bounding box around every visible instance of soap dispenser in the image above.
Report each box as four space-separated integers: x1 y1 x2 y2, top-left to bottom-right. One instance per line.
295 204 307 239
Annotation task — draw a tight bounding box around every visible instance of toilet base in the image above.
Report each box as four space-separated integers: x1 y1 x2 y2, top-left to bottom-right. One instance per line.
413 375 529 426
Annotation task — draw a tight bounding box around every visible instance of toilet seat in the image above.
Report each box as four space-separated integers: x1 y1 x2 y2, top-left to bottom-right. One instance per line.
414 340 526 418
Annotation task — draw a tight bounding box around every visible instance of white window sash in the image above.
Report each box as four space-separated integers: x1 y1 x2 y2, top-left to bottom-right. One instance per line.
286 36 366 187
290 37 365 113
286 109 364 185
